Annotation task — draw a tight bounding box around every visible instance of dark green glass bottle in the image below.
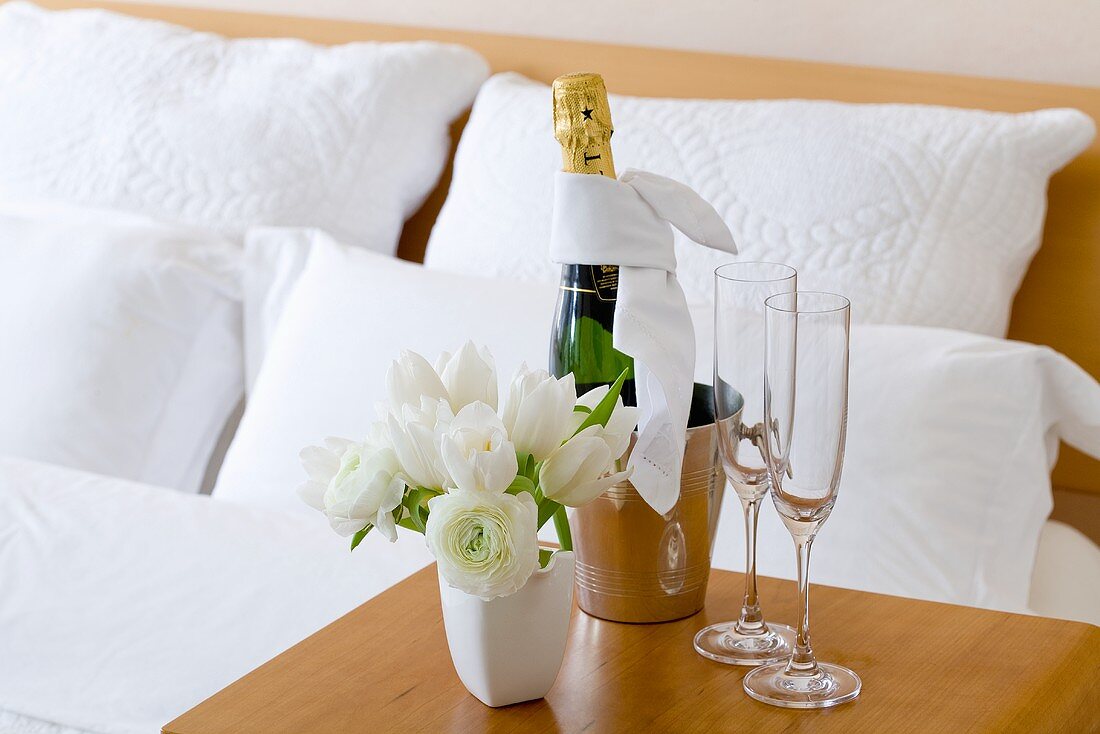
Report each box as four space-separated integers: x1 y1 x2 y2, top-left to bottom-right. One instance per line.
548 72 636 406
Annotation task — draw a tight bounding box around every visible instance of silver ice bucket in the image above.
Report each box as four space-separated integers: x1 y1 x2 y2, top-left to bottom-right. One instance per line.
572 384 724 623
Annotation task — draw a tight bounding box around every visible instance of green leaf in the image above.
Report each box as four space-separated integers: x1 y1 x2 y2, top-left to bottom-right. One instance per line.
402 487 436 534
397 517 421 532
400 493 418 527
574 368 629 435
573 404 592 414
515 451 532 478
538 548 554 568
537 498 562 529
350 524 372 551
506 475 536 497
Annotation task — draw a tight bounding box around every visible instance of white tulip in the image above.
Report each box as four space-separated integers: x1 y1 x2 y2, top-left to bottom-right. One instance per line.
298 431 405 541
436 341 498 412
387 350 450 413
387 397 454 491
501 365 577 462
440 401 519 494
539 427 632 507
298 436 353 509
572 384 641 462
426 489 539 599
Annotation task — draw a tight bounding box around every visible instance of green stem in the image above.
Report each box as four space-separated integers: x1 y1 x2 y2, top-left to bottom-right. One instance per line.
552 505 573 552
538 547 554 568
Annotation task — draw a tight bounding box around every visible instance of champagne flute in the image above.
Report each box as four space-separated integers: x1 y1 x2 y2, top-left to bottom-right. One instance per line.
693 262 796 666
742 291 861 708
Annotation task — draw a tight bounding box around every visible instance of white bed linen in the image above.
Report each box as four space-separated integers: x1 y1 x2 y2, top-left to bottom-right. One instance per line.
0 461 1094 734
690 304 1100 613
216 230 564 511
425 73 1094 336
0 1 488 252
0 458 433 734
0 710 94 734
217 230 1100 614
1028 520 1100 625
0 199 242 493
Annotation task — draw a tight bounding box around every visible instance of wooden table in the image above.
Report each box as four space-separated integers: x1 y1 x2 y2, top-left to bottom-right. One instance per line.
164 567 1100 733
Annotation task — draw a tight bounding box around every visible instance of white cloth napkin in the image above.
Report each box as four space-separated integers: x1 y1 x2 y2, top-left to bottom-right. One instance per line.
550 169 737 514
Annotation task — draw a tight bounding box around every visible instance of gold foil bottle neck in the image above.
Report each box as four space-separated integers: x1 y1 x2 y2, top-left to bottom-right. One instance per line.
552 72 616 179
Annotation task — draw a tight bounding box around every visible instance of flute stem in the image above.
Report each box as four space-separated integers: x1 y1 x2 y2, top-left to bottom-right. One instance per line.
785 535 819 676
735 496 766 635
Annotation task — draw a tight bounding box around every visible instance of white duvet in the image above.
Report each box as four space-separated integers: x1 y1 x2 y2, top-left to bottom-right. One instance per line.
0 458 433 734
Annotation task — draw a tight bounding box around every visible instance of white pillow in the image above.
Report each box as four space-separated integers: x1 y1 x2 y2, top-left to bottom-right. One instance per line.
0 1 488 252
426 73 1095 336
699 316 1100 613
0 457 433 734
241 227 318 390
0 199 243 492
215 228 559 513
219 229 1100 613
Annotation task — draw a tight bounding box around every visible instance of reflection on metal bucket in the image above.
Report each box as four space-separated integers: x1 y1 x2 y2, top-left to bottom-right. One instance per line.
658 521 686 595
572 384 724 624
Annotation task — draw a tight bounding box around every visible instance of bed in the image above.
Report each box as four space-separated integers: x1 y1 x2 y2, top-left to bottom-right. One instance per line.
1 2 1098 732
30 0 1099 512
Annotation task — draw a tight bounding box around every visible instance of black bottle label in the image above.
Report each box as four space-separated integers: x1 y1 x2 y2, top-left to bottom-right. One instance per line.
560 264 619 302
591 265 619 301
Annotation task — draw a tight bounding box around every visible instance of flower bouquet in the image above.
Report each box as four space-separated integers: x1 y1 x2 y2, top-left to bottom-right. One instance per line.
298 342 638 706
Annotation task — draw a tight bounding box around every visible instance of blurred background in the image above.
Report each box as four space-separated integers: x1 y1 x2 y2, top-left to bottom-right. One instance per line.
110 0 1100 86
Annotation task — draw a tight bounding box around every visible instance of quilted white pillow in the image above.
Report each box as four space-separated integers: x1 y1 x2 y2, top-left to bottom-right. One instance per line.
0 199 243 492
0 1 488 253
426 73 1094 336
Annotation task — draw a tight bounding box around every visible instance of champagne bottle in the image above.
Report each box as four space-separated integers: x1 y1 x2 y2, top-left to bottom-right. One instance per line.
549 72 636 406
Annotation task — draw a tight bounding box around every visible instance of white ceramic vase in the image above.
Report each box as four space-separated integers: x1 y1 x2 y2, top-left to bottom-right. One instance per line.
438 550 575 707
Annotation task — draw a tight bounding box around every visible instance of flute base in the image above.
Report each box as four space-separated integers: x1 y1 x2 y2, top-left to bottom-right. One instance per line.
743 661 861 709
693 621 796 666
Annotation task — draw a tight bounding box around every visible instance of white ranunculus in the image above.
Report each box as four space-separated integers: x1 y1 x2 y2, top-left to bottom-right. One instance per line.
436 341 498 412
501 365 577 462
387 397 454 491
426 489 539 599
298 430 405 541
387 350 450 413
539 427 632 507
572 385 641 462
440 401 518 494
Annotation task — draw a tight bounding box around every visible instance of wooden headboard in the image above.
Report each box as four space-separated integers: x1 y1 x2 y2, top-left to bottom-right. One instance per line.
34 1 1100 499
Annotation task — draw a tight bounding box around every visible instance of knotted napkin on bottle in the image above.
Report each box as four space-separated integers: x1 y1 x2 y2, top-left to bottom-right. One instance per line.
550 169 737 515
